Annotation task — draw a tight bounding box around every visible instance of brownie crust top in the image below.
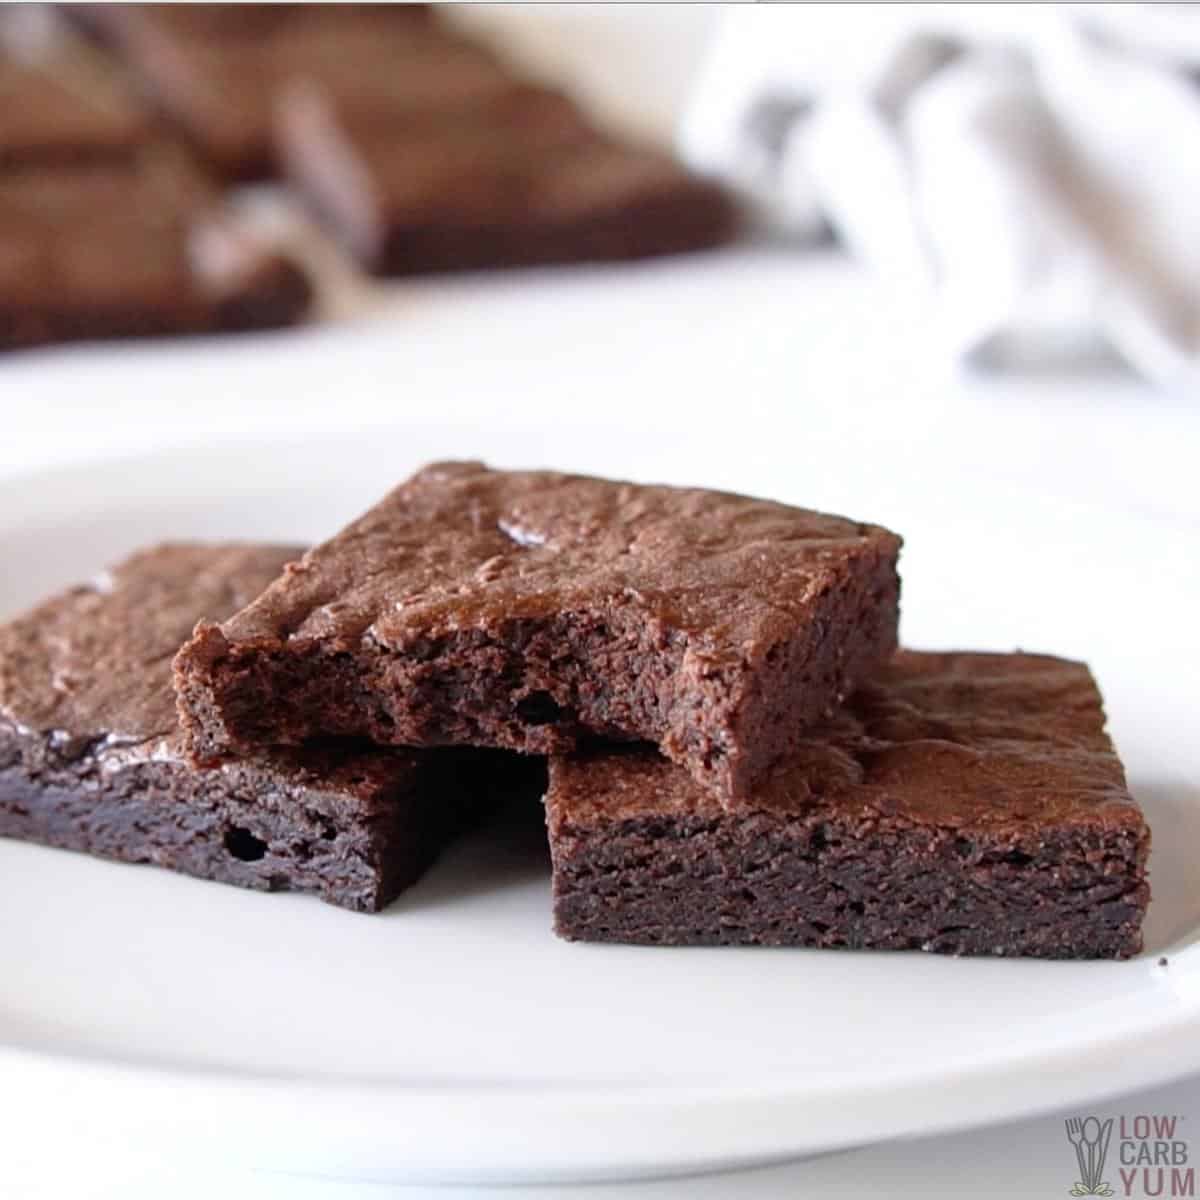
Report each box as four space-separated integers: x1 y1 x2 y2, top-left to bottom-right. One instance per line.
0 542 300 757
549 651 1142 836
206 461 902 669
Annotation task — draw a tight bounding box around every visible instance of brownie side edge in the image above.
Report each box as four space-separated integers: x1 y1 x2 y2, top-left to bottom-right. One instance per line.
0 730 490 913
549 805 1150 959
212 254 314 332
0 759 381 912
373 170 741 277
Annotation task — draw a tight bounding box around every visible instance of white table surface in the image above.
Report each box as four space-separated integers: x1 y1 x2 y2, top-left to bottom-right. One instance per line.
3 7 1198 1196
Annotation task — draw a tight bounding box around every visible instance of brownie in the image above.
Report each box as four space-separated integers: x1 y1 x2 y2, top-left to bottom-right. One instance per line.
68 5 500 179
72 4 430 44
276 79 738 275
0 47 153 169
174 461 901 803
0 544 503 912
547 651 1151 958
0 149 311 349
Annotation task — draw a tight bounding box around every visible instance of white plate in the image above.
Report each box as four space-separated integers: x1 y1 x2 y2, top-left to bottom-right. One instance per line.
1 432 1198 1186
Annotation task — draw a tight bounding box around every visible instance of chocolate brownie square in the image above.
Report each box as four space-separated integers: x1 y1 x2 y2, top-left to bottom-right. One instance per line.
0 17 311 346
72 4 431 45
0 44 152 170
175 462 901 803
547 651 1151 958
69 4 500 179
0 148 311 349
276 77 738 274
0 544 505 912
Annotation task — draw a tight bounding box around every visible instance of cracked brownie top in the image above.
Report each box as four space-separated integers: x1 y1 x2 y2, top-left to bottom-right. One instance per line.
208 460 902 670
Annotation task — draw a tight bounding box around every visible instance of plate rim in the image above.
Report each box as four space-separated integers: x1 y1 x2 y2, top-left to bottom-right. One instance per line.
5 989 1200 1181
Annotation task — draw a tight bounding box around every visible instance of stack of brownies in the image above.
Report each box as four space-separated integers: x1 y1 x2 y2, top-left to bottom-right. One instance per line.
0 462 1150 958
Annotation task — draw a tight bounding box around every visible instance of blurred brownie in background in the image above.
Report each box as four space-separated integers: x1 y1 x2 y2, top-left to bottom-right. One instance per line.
0 10 311 349
68 2 738 269
72 3 431 44
66 2 498 180
277 80 739 275
0 152 311 349
0 37 152 169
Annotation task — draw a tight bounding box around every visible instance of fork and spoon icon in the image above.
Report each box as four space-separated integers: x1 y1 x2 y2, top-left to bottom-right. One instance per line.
1065 1116 1115 1196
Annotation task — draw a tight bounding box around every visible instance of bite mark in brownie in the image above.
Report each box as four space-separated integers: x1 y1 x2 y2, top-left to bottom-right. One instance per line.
174 461 902 802
546 651 1151 958
0 543 503 912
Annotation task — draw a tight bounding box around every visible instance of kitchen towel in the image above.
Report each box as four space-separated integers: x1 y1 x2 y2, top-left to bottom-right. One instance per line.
680 5 1200 389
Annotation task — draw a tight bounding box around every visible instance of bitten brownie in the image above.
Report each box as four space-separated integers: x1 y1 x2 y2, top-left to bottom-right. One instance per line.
547 652 1151 959
0 543 501 912
174 461 902 803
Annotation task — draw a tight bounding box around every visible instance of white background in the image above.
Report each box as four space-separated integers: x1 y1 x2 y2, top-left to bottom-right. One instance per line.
2 6 1199 1197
